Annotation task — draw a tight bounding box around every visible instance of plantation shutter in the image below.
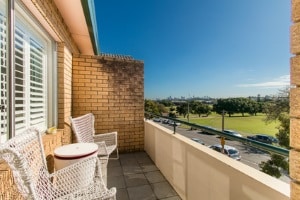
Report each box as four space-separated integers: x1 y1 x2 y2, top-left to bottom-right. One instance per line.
29 38 45 130
0 0 53 141
14 27 26 134
0 12 7 142
14 27 46 134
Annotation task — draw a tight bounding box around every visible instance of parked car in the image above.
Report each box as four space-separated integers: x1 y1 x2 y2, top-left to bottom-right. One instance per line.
162 119 169 124
200 126 216 135
247 134 277 144
153 118 161 122
223 130 242 137
209 144 241 161
168 120 181 126
267 135 278 143
190 138 205 145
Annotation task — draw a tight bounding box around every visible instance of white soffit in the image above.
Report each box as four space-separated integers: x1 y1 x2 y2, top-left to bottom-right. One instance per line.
54 0 94 55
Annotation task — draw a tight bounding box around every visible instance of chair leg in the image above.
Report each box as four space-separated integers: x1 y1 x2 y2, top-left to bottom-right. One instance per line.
98 156 109 186
109 148 119 160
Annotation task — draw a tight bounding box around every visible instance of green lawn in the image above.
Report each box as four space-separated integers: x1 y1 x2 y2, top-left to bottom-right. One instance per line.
178 113 279 137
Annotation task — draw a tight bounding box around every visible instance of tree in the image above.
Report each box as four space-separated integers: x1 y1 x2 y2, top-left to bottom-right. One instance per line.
194 102 211 117
214 97 261 117
158 99 173 107
214 99 236 117
259 154 289 178
259 89 290 178
176 103 188 118
145 99 166 117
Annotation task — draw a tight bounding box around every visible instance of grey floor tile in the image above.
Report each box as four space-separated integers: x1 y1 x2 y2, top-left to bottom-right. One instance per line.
145 171 166 183
127 185 156 200
108 175 126 189
120 156 139 166
108 166 123 177
120 153 137 162
108 159 121 168
124 173 148 187
135 153 153 164
140 163 159 172
116 188 129 200
152 181 178 199
108 153 179 200
122 165 143 175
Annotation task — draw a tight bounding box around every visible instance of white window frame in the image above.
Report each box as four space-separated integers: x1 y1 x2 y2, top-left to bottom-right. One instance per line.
0 0 57 142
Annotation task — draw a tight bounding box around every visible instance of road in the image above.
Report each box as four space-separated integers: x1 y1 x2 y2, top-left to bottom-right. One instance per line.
156 121 290 183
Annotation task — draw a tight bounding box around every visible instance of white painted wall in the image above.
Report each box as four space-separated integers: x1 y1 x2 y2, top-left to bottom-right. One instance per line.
144 120 290 200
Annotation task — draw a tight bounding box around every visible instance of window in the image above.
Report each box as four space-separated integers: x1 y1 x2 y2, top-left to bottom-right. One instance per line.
0 0 56 143
0 0 7 143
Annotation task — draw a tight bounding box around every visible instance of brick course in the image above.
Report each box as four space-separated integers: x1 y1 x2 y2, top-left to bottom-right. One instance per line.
72 55 144 152
291 0 300 199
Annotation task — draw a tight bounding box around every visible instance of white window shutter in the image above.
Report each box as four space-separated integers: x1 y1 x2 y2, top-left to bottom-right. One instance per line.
14 28 27 134
29 38 46 131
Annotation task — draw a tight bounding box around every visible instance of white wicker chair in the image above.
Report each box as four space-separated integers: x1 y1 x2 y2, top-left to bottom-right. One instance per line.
0 127 116 200
70 113 119 159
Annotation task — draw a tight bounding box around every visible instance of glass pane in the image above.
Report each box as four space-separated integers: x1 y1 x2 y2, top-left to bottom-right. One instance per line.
0 1 8 143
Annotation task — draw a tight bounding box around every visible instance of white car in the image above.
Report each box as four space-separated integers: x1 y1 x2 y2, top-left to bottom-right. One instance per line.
168 120 181 126
223 130 242 137
153 118 161 122
209 144 241 161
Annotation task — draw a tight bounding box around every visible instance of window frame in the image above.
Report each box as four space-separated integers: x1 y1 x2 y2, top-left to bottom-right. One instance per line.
0 0 57 142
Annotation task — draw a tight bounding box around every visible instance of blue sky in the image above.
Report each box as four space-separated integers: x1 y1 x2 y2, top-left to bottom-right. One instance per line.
95 0 291 99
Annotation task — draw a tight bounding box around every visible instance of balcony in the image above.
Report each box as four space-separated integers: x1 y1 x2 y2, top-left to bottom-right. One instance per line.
109 120 290 200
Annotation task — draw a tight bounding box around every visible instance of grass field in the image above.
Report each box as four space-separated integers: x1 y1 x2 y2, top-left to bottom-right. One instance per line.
178 113 279 137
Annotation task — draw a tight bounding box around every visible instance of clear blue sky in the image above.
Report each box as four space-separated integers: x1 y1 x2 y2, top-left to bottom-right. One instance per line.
95 0 291 99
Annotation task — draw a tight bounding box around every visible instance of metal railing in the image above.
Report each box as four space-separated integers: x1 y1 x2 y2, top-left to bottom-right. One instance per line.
145 112 289 157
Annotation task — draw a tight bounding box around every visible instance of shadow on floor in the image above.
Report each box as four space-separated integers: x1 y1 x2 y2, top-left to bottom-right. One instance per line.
107 151 181 200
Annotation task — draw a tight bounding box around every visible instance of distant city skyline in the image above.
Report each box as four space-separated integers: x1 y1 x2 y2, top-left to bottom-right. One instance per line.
152 93 286 101
95 1 291 99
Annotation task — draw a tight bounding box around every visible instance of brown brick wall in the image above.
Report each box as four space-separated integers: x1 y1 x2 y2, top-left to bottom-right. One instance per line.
72 55 144 152
0 163 22 200
291 0 300 199
57 43 73 145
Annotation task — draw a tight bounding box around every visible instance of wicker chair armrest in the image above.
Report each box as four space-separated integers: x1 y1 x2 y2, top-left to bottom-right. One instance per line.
93 131 117 146
50 156 99 193
94 141 109 156
51 157 116 199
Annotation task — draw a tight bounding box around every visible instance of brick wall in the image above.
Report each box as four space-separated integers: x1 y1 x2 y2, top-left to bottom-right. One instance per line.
72 55 144 152
57 43 73 145
290 0 300 199
0 0 78 198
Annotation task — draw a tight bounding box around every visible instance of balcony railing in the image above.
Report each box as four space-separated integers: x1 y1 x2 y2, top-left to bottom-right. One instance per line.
144 118 290 200
145 112 289 157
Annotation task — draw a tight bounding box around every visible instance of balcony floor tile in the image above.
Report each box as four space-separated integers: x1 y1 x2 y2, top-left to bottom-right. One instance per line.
107 152 181 200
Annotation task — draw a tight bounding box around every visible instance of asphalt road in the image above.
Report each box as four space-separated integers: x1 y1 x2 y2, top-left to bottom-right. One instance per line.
156 121 290 183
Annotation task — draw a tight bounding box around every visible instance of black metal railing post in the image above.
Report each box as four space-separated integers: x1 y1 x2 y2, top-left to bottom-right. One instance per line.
173 122 176 134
